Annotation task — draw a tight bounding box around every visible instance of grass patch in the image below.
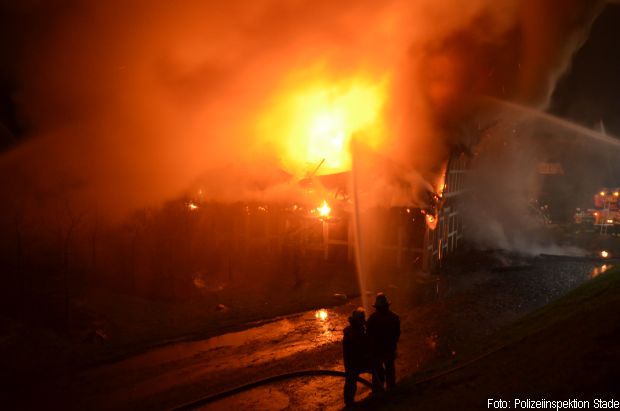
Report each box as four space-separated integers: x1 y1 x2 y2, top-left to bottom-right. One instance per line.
483 265 620 351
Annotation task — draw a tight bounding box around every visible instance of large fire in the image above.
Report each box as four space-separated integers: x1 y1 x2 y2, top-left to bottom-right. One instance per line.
257 75 388 176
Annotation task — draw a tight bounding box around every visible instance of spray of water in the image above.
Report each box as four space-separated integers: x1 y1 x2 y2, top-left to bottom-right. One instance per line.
487 97 620 149
463 96 620 257
351 138 370 312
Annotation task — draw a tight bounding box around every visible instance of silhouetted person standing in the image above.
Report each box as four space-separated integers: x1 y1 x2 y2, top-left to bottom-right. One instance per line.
367 292 400 391
342 307 370 407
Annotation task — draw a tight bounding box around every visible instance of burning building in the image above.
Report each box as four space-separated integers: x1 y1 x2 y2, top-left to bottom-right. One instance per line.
0 0 609 305
180 143 471 292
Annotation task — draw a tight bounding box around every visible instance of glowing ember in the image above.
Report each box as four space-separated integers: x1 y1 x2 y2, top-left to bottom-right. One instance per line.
188 202 198 210
315 309 328 321
601 250 610 258
317 200 331 218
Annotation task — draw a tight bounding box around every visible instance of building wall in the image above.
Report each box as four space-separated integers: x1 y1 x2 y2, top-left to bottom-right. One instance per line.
229 150 470 274
423 151 470 272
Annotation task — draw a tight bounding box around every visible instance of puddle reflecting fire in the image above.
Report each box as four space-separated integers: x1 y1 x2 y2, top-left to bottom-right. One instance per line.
312 309 340 343
314 309 328 321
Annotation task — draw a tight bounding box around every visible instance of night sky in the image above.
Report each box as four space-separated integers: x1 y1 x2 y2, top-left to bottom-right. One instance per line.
551 3 620 136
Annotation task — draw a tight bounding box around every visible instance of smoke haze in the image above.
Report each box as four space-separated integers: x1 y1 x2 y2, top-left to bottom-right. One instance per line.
0 0 607 223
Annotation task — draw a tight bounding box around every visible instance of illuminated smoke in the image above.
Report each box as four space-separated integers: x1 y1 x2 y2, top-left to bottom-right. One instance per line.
0 0 607 221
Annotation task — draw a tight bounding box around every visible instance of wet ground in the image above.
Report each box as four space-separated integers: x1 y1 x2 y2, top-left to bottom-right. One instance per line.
37 251 614 411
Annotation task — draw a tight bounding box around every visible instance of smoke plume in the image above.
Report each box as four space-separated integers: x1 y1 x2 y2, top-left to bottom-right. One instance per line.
0 0 607 224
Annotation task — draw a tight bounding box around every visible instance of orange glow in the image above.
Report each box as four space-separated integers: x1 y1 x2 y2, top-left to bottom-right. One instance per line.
600 191 606 196
257 75 388 176
425 213 438 230
315 309 328 321
187 202 198 210
434 167 448 198
316 200 332 218
614 192 619 197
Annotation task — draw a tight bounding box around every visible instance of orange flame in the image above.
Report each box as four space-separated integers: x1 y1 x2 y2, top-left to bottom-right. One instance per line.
257 75 388 176
425 213 438 230
317 200 332 218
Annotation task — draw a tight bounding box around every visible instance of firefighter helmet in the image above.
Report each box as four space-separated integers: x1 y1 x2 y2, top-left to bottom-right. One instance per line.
373 292 391 308
349 307 366 324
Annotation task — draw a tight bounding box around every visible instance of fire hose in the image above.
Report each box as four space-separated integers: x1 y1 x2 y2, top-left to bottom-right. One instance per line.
171 369 372 410
169 306 549 410
171 333 532 411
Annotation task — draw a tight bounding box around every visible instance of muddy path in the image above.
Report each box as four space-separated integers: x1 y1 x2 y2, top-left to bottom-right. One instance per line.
35 255 606 410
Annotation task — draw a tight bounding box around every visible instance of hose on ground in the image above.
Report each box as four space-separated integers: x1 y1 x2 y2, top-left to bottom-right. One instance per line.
171 369 372 410
172 333 532 411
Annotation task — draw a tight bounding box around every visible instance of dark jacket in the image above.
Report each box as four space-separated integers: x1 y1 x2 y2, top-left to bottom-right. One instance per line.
367 309 400 357
343 323 370 372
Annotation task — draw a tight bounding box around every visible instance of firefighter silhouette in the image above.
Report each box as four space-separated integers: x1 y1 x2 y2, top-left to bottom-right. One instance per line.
342 307 371 406
367 292 401 391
